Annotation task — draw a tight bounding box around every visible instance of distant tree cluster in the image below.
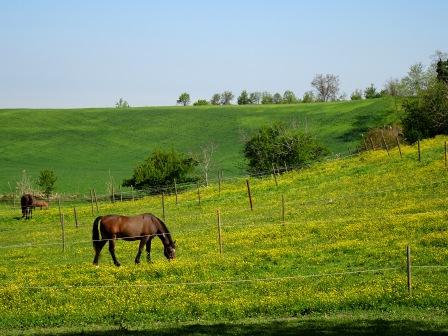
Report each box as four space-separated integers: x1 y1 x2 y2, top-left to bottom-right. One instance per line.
115 98 130 108
237 90 299 105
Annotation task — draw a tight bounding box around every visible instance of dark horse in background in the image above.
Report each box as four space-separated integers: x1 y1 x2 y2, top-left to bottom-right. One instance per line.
92 213 176 266
20 194 33 219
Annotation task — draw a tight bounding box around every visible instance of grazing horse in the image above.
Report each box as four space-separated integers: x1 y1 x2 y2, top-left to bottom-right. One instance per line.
32 200 49 210
92 213 176 266
20 194 33 219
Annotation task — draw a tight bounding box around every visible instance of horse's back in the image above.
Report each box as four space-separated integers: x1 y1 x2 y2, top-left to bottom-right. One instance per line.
100 214 158 238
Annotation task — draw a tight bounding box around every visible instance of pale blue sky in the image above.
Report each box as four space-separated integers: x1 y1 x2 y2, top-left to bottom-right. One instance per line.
0 0 447 108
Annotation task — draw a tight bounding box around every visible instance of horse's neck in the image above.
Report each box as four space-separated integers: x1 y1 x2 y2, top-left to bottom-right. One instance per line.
156 228 171 246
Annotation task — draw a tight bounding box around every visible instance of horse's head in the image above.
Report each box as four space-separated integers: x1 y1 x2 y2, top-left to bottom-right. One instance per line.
164 240 176 260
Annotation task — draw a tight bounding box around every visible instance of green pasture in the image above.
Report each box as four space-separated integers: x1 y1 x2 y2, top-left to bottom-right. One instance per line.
0 137 447 334
0 98 399 194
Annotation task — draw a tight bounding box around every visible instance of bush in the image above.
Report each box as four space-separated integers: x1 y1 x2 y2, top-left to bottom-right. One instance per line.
37 169 57 198
361 125 402 151
122 149 198 192
402 80 448 143
243 122 328 175
193 99 209 106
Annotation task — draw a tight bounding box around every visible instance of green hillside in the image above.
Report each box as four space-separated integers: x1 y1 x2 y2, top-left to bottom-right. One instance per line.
0 98 399 193
0 137 446 334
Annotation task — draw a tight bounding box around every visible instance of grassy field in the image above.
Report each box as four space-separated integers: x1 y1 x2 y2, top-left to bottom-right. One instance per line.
0 136 447 335
0 98 399 194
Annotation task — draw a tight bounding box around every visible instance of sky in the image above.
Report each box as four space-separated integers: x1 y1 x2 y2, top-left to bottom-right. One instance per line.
0 0 447 108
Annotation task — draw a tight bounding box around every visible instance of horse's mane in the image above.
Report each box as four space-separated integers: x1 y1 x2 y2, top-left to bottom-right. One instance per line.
151 214 174 245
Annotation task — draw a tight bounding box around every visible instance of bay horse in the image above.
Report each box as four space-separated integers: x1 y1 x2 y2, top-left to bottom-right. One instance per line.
20 194 33 219
32 200 49 210
92 213 176 266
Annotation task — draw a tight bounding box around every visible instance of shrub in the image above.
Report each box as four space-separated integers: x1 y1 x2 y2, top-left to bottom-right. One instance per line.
122 149 198 192
37 169 57 198
193 99 209 106
361 125 402 151
243 122 328 175
401 80 448 143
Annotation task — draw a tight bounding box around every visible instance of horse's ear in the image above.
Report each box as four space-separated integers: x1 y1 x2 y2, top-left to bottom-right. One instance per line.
173 240 176 248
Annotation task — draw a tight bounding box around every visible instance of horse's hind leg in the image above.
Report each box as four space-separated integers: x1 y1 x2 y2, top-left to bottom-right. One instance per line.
93 240 107 265
109 236 121 266
135 237 149 264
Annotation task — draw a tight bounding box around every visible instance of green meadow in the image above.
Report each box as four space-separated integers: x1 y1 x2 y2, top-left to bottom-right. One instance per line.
0 98 399 194
0 137 447 335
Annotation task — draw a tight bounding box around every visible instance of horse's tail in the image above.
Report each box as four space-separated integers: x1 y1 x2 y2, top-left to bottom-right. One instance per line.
92 216 102 247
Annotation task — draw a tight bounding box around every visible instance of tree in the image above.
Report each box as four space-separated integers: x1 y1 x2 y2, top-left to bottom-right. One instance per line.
193 99 209 106
37 169 57 198
122 149 198 191
302 91 315 103
249 92 261 104
364 84 382 99
383 78 405 97
115 98 130 108
261 92 273 104
436 58 448 84
198 142 217 186
220 91 234 105
237 90 250 105
210 93 221 105
272 92 282 104
350 89 363 100
243 122 328 175
402 79 448 143
401 63 431 96
311 74 340 102
283 90 299 104
177 92 191 106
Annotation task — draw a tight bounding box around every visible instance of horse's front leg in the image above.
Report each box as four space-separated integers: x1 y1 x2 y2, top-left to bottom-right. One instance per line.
135 237 149 264
146 236 154 262
109 236 121 266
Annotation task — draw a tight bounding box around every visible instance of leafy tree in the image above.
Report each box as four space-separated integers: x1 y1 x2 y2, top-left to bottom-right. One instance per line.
402 79 448 143
37 169 57 198
115 98 130 108
364 84 382 99
123 149 198 191
237 90 250 105
436 58 448 84
272 92 282 104
210 93 221 105
220 91 234 105
350 89 363 100
401 63 431 96
193 99 209 106
243 122 328 175
249 92 261 104
177 92 191 106
283 90 299 104
261 92 273 104
311 74 340 102
383 78 405 97
302 91 315 103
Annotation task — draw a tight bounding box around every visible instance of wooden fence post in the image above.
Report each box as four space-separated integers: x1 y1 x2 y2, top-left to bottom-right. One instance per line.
217 209 223 255
174 179 178 205
406 245 412 295
131 186 135 202
246 179 253 211
61 213 65 252
417 140 421 162
381 130 390 157
93 188 99 214
362 134 368 151
90 189 94 216
272 165 278 187
281 195 285 224
396 137 403 159
369 137 375 150
218 171 222 195
161 192 165 220
196 181 201 205
445 141 447 168
111 184 115 203
73 207 79 228
58 196 62 221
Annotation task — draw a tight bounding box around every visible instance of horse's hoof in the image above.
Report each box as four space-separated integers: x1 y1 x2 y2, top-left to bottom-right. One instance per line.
115 262 121 267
